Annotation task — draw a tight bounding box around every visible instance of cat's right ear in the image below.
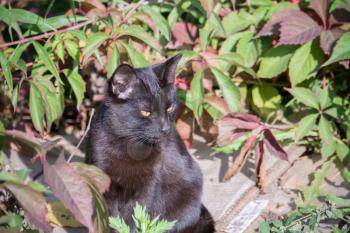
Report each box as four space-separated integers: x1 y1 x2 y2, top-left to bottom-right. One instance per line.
110 64 141 100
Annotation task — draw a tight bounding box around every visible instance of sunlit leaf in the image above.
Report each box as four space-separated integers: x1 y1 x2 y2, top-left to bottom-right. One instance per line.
191 69 204 121
323 32 350 66
288 41 324 86
287 87 319 109
142 5 171 40
211 68 240 112
318 116 334 144
263 129 288 160
257 45 297 78
309 0 329 27
295 113 318 140
107 45 120 79
122 43 150 68
83 32 109 59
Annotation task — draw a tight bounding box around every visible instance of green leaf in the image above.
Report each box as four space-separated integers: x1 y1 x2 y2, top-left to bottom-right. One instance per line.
27 181 51 193
191 69 204 121
33 41 61 82
83 32 109 59
257 45 297 78
109 216 130 233
0 51 13 91
295 113 318 140
65 40 79 60
321 141 336 157
288 87 319 109
211 68 240 112
122 43 150 68
142 5 171 40
107 45 120 79
219 31 251 55
0 5 22 38
29 83 44 132
251 84 281 117
10 8 56 32
319 88 331 110
336 140 349 162
118 25 161 52
199 28 213 51
0 172 22 184
236 32 258 68
63 70 86 106
55 41 65 62
259 221 270 233
323 32 350 66
341 167 350 183
8 43 30 66
289 41 324 86
318 116 334 144
222 12 251 35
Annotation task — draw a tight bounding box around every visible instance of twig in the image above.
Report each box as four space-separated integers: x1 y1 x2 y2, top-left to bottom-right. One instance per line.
0 19 95 49
67 108 95 162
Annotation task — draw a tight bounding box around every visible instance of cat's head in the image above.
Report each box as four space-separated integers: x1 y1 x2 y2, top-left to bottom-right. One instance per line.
105 54 182 146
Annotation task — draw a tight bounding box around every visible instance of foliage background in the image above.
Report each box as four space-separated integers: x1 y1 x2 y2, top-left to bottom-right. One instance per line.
0 0 349 232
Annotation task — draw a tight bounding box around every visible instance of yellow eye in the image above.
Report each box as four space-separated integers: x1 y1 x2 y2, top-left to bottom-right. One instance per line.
167 106 174 113
141 110 151 117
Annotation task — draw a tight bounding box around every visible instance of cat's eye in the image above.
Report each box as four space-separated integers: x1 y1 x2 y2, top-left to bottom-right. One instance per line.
167 105 174 113
140 110 151 117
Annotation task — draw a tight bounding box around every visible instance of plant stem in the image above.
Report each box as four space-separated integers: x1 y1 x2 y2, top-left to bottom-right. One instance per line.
67 108 95 163
0 19 95 49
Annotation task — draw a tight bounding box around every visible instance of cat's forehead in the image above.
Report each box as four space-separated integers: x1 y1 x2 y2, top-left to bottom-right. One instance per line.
135 67 163 97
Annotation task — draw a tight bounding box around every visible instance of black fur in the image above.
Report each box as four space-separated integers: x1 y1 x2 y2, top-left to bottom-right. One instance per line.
86 54 215 233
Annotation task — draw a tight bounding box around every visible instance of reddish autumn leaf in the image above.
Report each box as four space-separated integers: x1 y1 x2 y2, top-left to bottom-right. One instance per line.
176 113 193 149
309 0 329 28
44 156 94 232
219 113 262 130
255 141 266 190
320 28 344 55
263 129 288 161
224 135 257 181
171 22 198 44
257 11 289 37
83 0 106 12
4 183 52 232
277 11 322 45
71 162 111 194
217 128 250 146
201 51 220 69
204 96 230 115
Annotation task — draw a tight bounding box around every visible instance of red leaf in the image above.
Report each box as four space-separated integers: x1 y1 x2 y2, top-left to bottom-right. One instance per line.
263 129 288 161
5 183 52 232
83 0 106 12
320 28 344 55
277 10 322 45
255 141 265 190
224 135 257 181
219 113 262 130
309 0 329 28
204 96 230 115
44 156 94 232
217 128 249 146
171 22 198 44
176 113 193 149
257 11 291 37
71 162 111 194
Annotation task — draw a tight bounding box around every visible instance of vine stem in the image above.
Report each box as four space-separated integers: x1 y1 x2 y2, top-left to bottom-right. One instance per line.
0 18 95 49
67 108 95 163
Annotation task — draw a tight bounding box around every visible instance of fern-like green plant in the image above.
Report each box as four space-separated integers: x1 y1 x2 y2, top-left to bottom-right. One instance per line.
109 203 176 233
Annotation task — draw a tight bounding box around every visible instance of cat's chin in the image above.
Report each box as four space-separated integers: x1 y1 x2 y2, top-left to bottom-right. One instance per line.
126 139 159 161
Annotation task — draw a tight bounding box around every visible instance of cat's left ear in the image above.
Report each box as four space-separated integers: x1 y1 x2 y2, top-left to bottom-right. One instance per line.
152 53 182 87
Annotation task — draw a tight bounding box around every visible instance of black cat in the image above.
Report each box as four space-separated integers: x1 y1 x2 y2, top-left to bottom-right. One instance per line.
86 54 215 233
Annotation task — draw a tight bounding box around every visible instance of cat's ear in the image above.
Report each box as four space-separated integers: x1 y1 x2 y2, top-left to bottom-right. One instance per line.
110 64 142 99
152 53 182 87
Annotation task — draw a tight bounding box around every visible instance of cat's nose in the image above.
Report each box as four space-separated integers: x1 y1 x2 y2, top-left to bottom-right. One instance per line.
161 123 170 134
